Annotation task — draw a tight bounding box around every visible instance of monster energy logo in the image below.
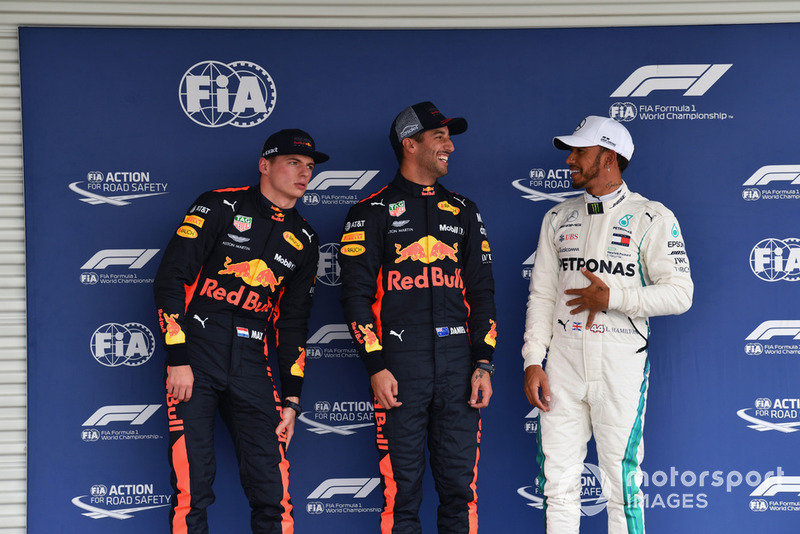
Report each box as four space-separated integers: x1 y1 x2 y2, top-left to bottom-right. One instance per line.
587 202 604 215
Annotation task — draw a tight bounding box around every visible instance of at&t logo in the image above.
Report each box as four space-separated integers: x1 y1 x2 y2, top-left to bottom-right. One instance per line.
179 60 277 128
90 322 155 367
750 238 800 282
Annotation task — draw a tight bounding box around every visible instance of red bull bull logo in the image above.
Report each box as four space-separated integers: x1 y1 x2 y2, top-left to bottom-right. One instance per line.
218 256 284 291
159 310 185 345
394 236 459 264
291 347 306 377
484 319 497 348
357 323 382 353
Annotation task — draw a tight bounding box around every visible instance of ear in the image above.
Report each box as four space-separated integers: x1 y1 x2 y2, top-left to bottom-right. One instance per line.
603 149 617 170
402 136 416 155
259 157 270 175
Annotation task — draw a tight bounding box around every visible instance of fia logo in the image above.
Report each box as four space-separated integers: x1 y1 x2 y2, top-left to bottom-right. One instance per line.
179 60 277 128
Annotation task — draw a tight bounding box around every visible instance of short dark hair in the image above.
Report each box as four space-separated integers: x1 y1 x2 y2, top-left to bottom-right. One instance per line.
393 131 426 163
599 146 629 173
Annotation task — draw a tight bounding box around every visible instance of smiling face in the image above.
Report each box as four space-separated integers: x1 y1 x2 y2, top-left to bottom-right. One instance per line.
402 126 455 185
259 154 315 208
564 145 619 196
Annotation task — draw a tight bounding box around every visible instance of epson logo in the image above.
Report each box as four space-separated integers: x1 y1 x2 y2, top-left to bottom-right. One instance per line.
179 60 277 128
306 171 379 191
611 64 732 97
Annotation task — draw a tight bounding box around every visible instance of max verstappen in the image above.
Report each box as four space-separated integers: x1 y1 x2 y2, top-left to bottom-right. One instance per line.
522 116 693 533
154 129 327 533
339 102 498 533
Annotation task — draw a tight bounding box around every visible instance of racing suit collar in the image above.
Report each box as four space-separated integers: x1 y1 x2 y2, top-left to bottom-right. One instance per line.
583 181 629 213
255 184 295 217
393 172 443 198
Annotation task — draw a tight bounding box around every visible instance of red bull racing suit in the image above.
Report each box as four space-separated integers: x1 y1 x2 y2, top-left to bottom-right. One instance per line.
154 184 319 534
522 182 693 533
339 173 497 533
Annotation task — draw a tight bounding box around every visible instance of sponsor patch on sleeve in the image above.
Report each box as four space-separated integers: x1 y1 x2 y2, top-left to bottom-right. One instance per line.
177 225 198 239
342 231 366 242
183 215 205 228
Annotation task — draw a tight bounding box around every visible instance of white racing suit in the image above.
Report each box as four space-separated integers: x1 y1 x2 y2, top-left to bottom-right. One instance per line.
521 182 693 533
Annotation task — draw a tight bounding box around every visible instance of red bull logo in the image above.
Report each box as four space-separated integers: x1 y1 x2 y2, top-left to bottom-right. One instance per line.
357 323 382 353
159 310 185 345
394 236 459 264
218 256 284 291
291 347 306 377
387 267 463 291
271 207 285 222
198 278 272 312
484 319 497 348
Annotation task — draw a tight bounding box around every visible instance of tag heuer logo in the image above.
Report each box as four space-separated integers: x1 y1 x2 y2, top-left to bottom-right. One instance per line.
234 215 252 232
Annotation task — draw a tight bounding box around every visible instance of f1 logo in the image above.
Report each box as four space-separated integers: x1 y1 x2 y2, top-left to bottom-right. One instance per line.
746 320 800 341
307 324 353 344
306 171 379 191
307 478 380 499
742 166 800 186
81 249 160 270
750 476 800 497
611 64 732 97
82 405 161 426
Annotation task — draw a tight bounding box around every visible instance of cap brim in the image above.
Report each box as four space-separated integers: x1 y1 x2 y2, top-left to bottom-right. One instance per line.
553 135 594 150
312 151 329 164
444 117 468 136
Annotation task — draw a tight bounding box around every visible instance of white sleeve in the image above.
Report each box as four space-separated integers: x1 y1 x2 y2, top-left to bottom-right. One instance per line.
607 209 693 319
521 211 559 369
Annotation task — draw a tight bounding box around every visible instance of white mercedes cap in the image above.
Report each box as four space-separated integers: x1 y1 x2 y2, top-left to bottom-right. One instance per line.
553 115 634 160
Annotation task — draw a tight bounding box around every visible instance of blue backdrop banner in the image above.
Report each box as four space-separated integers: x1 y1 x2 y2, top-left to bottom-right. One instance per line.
20 25 800 533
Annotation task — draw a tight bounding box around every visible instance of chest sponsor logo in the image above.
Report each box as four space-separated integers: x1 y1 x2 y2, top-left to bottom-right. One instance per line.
395 236 459 264
218 257 284 290
283 231 303 250
611 233 631 247
389 201 406 217
437 201 460 215
387 267 463 291
233 215 252 232
274 253 296 271
560 257 636 277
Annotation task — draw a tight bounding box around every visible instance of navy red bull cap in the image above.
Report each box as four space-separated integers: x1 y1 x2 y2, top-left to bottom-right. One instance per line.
389 101 468 151
261 128 329 164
